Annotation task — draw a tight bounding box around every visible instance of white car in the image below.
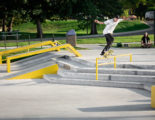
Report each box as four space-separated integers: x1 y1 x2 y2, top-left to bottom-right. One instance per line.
145 11 154 20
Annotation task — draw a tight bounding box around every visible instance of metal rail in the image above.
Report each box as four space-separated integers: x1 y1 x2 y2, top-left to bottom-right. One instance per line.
96 54 132 80
0 41 61 64
6 43 81 73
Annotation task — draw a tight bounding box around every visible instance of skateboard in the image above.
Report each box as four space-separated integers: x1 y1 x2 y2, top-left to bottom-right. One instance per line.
103 49 114 58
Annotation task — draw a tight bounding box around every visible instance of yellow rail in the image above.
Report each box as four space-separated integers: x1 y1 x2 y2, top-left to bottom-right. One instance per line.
6 44 81 73
151 86 155 108
0 41 61 64
96 54 132 80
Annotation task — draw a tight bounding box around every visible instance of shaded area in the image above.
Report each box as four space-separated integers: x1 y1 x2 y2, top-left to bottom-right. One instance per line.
127 88 151 97
1 115 155 120
79 104 153 112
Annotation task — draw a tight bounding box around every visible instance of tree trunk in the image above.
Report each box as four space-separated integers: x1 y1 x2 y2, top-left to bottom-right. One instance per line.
2 17 6 32
36 19 43 38
90 21 97 34
7 17 14 32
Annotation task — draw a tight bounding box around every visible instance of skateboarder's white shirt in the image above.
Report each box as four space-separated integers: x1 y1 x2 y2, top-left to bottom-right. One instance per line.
103 19 123 35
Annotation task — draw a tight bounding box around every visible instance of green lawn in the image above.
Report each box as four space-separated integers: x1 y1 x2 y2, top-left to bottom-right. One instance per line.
0 41 38 47
0 34 154 47
9 20 150 39
0 20 153 48
76 34 154 44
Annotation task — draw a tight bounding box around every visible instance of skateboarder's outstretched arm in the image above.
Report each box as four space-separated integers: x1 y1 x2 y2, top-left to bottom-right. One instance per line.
94 15 137 24
121 15 137 20
94 20 104 24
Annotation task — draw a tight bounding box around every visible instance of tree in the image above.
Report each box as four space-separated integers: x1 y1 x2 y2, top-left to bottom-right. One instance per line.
135 3 147 20
147 0 155 11
120 0 155 19
22 0 55 38
120 0 147 15
71 0 123 34
0 0 26 32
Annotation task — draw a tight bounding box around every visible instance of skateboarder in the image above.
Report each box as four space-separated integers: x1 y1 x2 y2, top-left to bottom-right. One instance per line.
94 15 137 56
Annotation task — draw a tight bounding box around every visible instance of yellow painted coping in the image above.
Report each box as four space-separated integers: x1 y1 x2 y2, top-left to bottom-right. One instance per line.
7 64 58 80
151 86 155 108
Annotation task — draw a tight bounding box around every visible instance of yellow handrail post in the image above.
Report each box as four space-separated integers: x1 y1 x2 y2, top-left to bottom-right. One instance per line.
114 56 116 68
0 55 2 64
7 58 11 73
67 45 82 57
96 58 98 80
151 86 155 108
130 54 132 62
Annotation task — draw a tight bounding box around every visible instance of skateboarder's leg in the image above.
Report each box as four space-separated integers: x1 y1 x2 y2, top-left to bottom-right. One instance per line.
101 34 114 55
106 34 114 50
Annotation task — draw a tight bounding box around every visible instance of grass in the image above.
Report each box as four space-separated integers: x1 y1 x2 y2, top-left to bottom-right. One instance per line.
0 41 39 47
76 34 154 44
0 34 154 47
7 20 149 39
100 43 155 48
0 20 153 48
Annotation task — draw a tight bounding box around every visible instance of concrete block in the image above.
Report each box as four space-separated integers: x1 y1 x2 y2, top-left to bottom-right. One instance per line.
66 35 77 47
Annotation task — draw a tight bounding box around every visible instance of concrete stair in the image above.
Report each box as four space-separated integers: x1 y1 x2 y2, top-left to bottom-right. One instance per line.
57 71 155 83
0 52 154 91
0 52 94 80
42 56 155 91
44 74 144 89
74 68 155 76
43 70 155 91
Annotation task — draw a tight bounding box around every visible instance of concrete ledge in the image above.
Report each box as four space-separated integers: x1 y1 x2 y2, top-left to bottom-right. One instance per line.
75 68 155 76
43 75 144 89
58 72 155 83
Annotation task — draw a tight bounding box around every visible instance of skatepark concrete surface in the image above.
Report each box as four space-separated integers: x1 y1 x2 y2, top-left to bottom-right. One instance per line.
0 45 155 120
64 44 155 65
0 84 155 120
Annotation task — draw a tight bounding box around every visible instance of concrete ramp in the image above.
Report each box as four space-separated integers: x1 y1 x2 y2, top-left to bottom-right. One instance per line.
0 52 61 80
0 52 90 80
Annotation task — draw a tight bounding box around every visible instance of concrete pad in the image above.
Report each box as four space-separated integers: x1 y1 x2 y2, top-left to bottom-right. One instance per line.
63 45 155 64
0 84 155 120
0 45 155 120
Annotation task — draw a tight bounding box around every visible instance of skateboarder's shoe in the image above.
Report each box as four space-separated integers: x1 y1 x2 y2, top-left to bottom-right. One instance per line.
100 51 105 56
103 50 114 58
